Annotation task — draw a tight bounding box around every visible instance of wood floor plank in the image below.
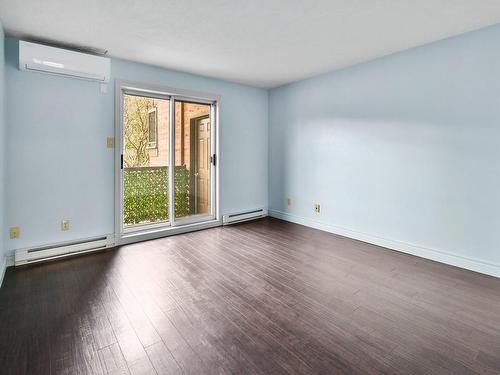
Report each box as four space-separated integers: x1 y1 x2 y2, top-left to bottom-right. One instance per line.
174 234 385 374
98 343 131 375
1 217 500 374
145 341 183 375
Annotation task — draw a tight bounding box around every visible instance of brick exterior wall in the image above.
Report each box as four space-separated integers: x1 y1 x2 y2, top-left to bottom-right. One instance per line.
149 101 210 170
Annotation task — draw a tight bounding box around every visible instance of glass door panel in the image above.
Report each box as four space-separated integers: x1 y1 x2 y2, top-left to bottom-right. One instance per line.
173 100 214 222
122 93 170 230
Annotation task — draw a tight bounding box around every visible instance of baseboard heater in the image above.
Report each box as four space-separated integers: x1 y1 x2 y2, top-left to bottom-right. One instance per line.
222 208 268 225
14 235 115 266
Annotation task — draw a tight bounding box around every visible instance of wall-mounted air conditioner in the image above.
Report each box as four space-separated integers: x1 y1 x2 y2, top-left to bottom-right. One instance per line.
19 41 110 82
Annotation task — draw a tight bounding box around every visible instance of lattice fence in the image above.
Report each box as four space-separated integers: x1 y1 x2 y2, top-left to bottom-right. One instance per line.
123 166 190 225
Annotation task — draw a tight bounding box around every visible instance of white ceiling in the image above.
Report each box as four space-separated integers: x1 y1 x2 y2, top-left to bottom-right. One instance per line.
1 0 500 88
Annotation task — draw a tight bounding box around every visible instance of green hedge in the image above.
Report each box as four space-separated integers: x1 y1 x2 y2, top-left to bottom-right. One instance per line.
124 166 190 225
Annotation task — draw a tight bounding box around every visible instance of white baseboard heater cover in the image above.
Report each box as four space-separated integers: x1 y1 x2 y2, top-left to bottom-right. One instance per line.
15 235 115 266
222 208 268 225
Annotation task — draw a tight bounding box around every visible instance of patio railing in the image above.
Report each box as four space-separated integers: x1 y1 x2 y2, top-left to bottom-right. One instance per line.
123 166 190 225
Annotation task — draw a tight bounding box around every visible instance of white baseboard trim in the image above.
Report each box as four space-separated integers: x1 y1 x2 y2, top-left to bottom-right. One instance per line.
0 256 17 287
269 209 500 278
0 256 6 288
6 255 14 267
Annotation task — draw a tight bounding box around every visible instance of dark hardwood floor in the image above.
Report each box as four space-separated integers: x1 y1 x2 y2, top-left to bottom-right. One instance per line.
1 217 500 374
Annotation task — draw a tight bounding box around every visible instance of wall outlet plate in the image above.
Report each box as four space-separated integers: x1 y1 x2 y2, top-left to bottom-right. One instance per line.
314 204 321 213
287 197 292 206
107 137 115 148
61 219 70 231
10 227 20 239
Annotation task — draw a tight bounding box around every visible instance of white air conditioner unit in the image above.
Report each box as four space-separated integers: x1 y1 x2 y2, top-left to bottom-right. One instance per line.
19 41 110 82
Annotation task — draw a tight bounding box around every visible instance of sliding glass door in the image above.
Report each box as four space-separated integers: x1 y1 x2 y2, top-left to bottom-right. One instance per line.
117 83 217 237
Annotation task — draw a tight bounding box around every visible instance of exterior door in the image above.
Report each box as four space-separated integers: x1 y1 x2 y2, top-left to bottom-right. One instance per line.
195 117 211 214
174 100 215 223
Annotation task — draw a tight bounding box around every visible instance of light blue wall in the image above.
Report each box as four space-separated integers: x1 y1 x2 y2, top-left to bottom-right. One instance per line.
5 37 268 254
269 24 500 269
0 24 5 266
5 23 500 273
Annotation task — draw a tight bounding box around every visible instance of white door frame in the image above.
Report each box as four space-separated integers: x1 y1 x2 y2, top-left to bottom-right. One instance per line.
114 80 221 245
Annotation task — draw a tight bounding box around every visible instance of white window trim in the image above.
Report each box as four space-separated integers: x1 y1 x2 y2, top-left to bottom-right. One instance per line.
146 107 158 149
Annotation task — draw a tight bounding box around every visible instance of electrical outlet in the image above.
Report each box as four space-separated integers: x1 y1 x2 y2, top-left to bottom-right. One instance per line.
61 219 70 231
314 204 321 213
10 227 20 239
107 137 115 148
287 197 292 206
